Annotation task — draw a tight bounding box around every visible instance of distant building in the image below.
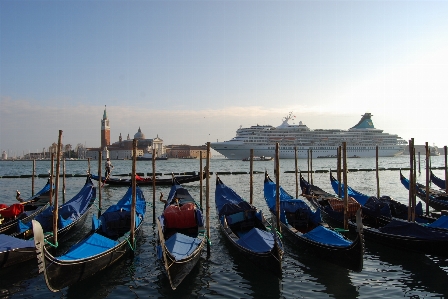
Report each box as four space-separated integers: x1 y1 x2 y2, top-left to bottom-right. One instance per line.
86 107 166 160
101 105 111 149
166 145 207 159
2 151 7 160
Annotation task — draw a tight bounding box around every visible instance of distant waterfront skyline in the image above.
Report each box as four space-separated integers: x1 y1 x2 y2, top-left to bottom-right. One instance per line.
1 1 447 154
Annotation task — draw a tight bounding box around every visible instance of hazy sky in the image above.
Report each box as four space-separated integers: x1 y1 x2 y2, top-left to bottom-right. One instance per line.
1 0 447 155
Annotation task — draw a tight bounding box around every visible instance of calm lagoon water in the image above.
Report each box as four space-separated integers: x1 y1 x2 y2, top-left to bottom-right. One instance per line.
0 155 447 298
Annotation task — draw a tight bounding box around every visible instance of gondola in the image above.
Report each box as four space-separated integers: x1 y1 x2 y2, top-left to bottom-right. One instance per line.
91 172 205 186
0 178 53 236
431 171 446 190
400 171 448 211
0 176 96 268
326 171 433 225
215 176 283 276
32 184 146 292
311 173 448 256
156 177 206 290
263 172 364 272
15 175 96 240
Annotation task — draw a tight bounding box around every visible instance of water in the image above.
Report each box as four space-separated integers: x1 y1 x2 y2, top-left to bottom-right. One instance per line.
1 156 448 298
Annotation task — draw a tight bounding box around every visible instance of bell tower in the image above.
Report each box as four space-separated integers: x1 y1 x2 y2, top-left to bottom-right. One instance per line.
101 105 110 149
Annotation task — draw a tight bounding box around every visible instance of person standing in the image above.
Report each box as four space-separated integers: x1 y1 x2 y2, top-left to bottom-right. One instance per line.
105 158 114 179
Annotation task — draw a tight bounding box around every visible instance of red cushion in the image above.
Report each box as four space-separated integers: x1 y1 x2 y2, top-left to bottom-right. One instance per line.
0 203 24 218
164 203 196 228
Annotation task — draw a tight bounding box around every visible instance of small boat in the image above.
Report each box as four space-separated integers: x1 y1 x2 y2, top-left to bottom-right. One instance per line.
242 156 273 161
215 176 283 276
311 173 448 256
32 184 146 292
431 171 446 190
0 179 53 235
136 145 169 160
400 171 448 211
263 172 364 272
91 172 204 186
0 176 96 268
156 177 206 290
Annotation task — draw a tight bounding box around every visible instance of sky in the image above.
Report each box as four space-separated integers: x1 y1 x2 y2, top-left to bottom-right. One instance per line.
1 0 447 156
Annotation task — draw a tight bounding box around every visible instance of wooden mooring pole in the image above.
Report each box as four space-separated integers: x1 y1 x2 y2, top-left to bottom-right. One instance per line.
445 146 448 193
294 146 298 198
200 151 203 208
32 159 35 196
425 142 430 216
53 130 63 247
250 149 254 205
376 145 380 199
342 142 348 230
337 146 342 198
98 151 102 218
275 143 281 232
130 139 137 252
206 142 211 255
152 148 156 223
62 158 66 204
49 154 54 206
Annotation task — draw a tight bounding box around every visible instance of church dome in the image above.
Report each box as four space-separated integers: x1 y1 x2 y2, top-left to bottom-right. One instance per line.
134 127 145 139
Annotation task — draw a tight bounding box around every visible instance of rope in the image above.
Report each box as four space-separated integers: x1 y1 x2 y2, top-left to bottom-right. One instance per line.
194 201 202 209
125 233 135 251
334 227 349 233
42 233 59 248
92 201 102 212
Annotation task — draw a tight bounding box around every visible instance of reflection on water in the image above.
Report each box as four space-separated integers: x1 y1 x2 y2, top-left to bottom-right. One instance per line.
1 157 448 298
364 241 448 297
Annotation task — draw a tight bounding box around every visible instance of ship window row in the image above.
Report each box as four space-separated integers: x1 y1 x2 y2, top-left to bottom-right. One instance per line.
266 146 397 150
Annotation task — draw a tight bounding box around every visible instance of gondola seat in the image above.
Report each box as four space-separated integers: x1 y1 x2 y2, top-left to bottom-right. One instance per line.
100 210 132 240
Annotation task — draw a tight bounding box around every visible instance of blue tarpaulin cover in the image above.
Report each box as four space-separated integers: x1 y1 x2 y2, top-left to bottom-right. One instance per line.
56 185 145 261
58 233 118 260
264 179 321 225
19 177 96 233
330 177 369 206
379 219 448 240
99 185 145 238
236 228 274 253
431 171 446 190
32 180 52 198
0 234 34 251
303 226 352 246
428 215 448 229
164 233 202 261
215 179 243 211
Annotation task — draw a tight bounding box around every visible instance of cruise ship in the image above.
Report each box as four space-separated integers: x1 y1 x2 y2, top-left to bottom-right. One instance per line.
211 113 407 159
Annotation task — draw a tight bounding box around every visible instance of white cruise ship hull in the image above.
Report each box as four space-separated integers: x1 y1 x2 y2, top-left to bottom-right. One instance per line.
211 142 405 159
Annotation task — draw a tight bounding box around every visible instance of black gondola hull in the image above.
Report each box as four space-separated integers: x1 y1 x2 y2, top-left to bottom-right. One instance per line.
0 246 36 268
0 203 50 236
160 240 205 290
41 225 143 292
358 224 448 257
219 223 283 277
270 212 364 272
0 203 94 269
93 173 205 186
